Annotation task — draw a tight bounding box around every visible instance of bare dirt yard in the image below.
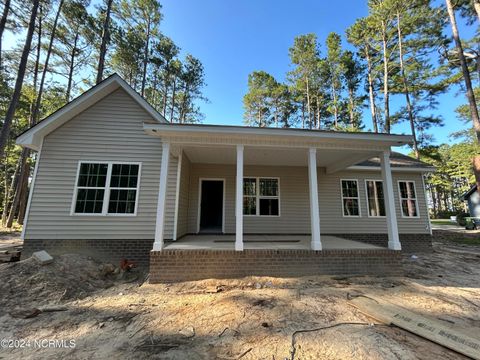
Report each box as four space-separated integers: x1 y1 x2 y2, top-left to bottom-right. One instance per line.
0 231 479 360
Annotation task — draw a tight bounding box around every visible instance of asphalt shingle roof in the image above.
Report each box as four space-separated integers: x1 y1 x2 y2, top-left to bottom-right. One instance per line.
356 152 434 169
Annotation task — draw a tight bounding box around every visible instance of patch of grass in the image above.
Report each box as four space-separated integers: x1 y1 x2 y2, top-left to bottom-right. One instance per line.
431 219 456 225
450 237 480 245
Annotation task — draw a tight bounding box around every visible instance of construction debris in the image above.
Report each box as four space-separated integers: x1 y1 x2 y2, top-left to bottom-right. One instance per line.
0 248 21 263
32 250 53 265
349 294 480 360
9 306 68 319
0 236 479 359
0 254 142 312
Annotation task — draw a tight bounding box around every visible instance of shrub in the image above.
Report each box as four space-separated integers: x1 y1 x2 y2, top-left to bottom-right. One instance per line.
434 210 458 219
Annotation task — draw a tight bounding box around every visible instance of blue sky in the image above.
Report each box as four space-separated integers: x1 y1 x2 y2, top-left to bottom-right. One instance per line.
3 0 475 149
160 0 473 148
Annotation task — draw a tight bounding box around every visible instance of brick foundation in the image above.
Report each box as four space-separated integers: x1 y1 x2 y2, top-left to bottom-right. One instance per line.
22 239 154 267
22 232 430 277
149 249 402 283
327 233 433 253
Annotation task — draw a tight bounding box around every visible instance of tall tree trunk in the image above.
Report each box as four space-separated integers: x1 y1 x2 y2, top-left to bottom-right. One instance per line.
365 47 378 133
179 83 190 124
13 9 43 227
306 77 311 129
6 148 28 228
2 165 8 225
473 0 480 23
65 31 79 102
381 20 390 133
162 60 171 117
430 187 437 218
446 0 480 195
96 0 113 84
348 87 355 128
396 12 420 159
436 187 443 212
0 0 11 68
316 95 321 129
169 76 177 122
0 0 39 161
31 0 64 125
301 101 305 129
152 70 158 108
446 0 480 140
15 150 30 225
332 83 338 127
141 18 151 97
17 175 28 224
28 6 42 126
2 170 18 225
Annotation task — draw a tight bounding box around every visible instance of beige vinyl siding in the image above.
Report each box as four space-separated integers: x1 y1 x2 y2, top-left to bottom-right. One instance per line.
317 169 430 234
187 164 311 234
187 163 235 233
176 153 191 238
186 164 430 235
25 88 429 241
25 88 167 240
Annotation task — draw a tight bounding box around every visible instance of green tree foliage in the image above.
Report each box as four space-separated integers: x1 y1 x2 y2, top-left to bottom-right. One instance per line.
288 33 319 129
0 0 207 227
243 71 276 127
325 32 343 127
340 50 365 130
422 137 478 216
347 17 381 132
243 70 297 128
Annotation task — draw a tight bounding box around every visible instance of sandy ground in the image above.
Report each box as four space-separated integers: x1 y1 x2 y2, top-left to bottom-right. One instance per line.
0 231 22 251
0 236 479 359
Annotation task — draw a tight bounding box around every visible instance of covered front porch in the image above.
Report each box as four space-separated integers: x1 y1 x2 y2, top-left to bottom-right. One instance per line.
145 124 411 253
163 234 384 250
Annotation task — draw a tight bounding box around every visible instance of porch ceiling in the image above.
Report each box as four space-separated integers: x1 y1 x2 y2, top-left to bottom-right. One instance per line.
182 145 379 171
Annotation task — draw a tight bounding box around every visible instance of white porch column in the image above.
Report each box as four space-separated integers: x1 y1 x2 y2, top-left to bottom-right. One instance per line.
308 148 322 250
153 141 170 251
235 144 244 251
172 150 183 241
380 149 401 250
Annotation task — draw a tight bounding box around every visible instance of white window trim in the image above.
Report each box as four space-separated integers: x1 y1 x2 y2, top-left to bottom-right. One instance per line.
70 160 142 217
243 177 281 217
364 179 386 218
340 179 361 217
196 178 226 233
397 180 420 218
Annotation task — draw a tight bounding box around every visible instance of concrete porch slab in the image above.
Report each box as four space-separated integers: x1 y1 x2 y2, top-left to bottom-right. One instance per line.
163 234 384 250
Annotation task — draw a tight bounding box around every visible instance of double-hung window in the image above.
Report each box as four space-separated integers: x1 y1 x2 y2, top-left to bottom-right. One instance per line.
365 180 385 217
73 162 141 215
243 177 280 216
341 179 360 216
398 180 418 217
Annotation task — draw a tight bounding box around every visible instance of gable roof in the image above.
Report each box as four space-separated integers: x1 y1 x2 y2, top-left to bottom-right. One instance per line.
352 152 435 171
16 73 167 150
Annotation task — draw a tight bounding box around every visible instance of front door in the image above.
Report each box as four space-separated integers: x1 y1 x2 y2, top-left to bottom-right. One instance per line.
199 180 224 233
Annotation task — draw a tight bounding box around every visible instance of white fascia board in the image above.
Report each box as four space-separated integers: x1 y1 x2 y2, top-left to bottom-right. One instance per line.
17 74 166 150
348 165 436 173
143 123 413 146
